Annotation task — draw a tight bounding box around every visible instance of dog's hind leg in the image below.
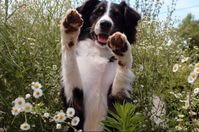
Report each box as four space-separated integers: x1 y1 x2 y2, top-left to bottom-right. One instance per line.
60 9 84 129
107 32 135 106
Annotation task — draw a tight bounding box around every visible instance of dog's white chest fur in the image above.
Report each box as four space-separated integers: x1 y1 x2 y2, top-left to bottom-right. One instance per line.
76 39 117 130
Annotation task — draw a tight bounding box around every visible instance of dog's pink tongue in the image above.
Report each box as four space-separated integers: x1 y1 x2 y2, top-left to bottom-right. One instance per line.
97 34 108 44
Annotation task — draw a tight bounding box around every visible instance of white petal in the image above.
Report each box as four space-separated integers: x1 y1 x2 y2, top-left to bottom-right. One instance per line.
20 122 30 131
71 116 80 126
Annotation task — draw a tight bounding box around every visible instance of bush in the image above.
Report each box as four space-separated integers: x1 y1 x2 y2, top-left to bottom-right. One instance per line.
132 18 199 131
0 1 72 131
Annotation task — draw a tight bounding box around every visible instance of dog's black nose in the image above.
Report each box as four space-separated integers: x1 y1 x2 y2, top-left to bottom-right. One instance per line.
100 20 112 30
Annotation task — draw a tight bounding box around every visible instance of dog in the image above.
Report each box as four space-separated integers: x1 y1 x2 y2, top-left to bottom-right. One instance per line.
60 0 140 131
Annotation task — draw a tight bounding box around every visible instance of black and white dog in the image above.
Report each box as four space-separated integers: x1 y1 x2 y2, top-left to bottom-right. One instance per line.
60 0 140 131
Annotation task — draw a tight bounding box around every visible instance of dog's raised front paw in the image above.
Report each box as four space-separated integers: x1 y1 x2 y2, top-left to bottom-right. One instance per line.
62 9 83 33
107 32 129 56
107 32 132 67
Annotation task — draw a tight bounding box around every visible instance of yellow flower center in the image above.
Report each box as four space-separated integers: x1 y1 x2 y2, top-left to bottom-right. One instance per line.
18 101 22 105
34 84 39 89
73 120 77 124
25 105 30 110
59 115 64 120
196 63 199 68
55 115 59 120
36 92 40 95
191 73 196 78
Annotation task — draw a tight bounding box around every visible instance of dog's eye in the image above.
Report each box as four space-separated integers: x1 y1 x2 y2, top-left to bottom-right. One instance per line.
98 6 104 13
93 7 104 16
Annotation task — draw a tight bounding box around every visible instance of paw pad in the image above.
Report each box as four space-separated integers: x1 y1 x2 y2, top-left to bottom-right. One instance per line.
108 32 128 56
62 9 83 33
66 10 83 26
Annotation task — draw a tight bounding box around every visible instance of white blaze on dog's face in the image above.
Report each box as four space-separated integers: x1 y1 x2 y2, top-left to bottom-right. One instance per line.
93 2 113 47
77 0 141 47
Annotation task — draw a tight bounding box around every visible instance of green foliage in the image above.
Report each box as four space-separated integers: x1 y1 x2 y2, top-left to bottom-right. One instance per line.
0 0 70 131
131 17 199 131
103 103 144 132
178 13 199 48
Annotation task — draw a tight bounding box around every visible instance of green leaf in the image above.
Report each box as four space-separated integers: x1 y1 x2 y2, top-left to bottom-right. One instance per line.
102 103 144 131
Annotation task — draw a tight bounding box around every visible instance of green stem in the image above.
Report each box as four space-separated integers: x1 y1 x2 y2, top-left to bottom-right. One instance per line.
39 116 44 131
25 113 27 122
11 116 16 125
66 122 77 132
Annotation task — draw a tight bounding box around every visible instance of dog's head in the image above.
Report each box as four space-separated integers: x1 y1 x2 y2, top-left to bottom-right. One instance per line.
77 0 141 47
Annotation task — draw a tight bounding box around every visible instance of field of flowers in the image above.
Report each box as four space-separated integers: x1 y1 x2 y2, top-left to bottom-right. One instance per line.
0 0 199 131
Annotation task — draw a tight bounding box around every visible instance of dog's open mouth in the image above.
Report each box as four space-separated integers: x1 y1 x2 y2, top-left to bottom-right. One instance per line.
96 33 109 46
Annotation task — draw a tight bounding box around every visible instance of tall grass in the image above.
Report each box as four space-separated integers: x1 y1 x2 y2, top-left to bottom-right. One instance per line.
0 0 71 130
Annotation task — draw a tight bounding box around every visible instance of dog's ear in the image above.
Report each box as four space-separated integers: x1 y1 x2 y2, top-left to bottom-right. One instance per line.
76 0 100 14
120 1 141 44
76 0 100 29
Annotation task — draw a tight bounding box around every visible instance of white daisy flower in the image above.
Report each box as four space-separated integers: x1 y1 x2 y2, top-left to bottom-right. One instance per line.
53 111 66 123
194 88 199 94
20 122 30 131
71 116 80 126
178 114 184 118
181 57 189 63
194 46 199 50
44 112 50 118
14 97 25 108
139 64 144 71
174 93 182 99
133 100 138 103
187 72 198 84
33 89 43 99
189 111 197 116
56 124 61 129
24 103 33 113
11 106 20 116
58 112 66 122
182 95 190 109
66 107 75 118
25 94 31 99
176 118 183 122
195 62 199 68
172 64 179 72
175 125 182 131
169 91 174 95
31 82 42 90
194 67 199 74
53 114 60 122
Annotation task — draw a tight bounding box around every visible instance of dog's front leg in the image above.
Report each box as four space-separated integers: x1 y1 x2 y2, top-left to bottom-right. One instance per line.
61 9 84 113
107 32 135 106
